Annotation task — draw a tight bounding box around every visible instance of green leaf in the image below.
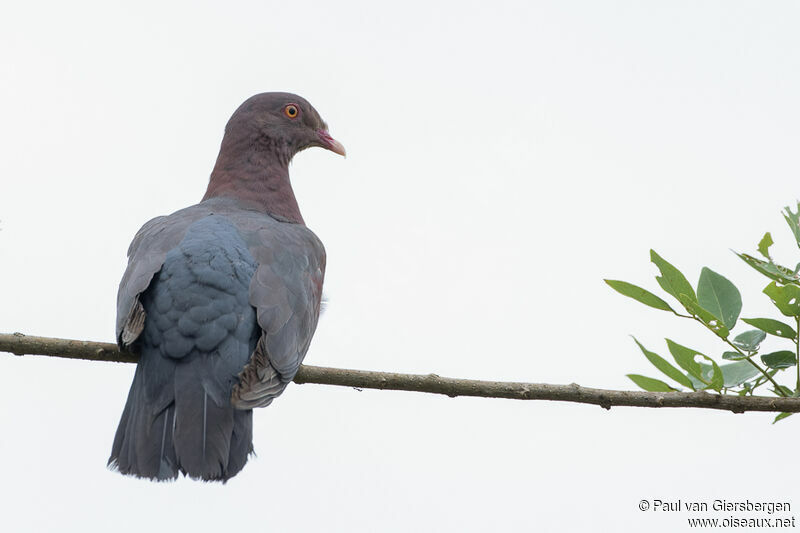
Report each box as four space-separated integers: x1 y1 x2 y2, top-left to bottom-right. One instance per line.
736 252 800 284
705 358 724 392
784 203 800 250
730 330 767 352
761 350 797 369
741 317 797 339
697 267 742 329
650 250 697 303
665 340 725 391
686 374 706 390
687 360 724 392
722 351 748 361
763 282 800 317
604 280 675 313
666 339 705 383
758 232 774 259
696 361 756 389
679 294 730 339
716 361 762 388
627 374 677 392
631 337 694 389
773 412 794 424
774 385 795 397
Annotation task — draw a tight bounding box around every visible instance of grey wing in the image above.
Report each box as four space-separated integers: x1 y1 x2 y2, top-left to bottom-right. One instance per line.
116 206 212 348
231 224 326 409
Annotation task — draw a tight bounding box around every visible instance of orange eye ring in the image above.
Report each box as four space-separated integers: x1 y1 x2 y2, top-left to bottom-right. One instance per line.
284 104 299 119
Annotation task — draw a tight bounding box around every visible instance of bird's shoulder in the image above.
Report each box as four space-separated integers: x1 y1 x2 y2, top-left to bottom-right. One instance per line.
127 196 323 256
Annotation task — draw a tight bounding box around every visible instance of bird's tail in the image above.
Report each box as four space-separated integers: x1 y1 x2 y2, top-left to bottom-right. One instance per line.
108 351 253 482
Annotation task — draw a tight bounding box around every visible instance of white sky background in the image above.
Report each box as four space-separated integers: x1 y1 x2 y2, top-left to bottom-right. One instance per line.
1 1 799 531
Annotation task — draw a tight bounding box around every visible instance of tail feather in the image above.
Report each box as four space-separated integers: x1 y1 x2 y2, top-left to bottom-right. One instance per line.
155 406 178 480
109 365 179 481
172 361 235 480
227 409 254 476
108 351 254 482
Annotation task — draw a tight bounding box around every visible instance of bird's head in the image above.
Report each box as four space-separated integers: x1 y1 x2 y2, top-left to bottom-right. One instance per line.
205 92 344 223
224 92 346 163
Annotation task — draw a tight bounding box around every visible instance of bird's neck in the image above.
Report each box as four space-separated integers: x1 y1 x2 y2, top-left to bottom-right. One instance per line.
203 139 304 224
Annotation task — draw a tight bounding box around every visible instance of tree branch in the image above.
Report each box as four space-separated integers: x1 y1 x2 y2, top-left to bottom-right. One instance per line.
2 332 800 414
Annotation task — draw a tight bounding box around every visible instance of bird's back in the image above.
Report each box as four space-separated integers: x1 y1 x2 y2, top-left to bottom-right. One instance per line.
110 214 260 480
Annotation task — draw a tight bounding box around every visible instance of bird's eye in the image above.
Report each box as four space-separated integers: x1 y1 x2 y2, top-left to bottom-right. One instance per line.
284 104 299 119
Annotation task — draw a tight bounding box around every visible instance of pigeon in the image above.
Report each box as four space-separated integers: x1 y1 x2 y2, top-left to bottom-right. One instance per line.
108 92 345 482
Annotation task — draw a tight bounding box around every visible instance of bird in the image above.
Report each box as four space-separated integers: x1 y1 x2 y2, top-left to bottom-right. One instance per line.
108 92 345 482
